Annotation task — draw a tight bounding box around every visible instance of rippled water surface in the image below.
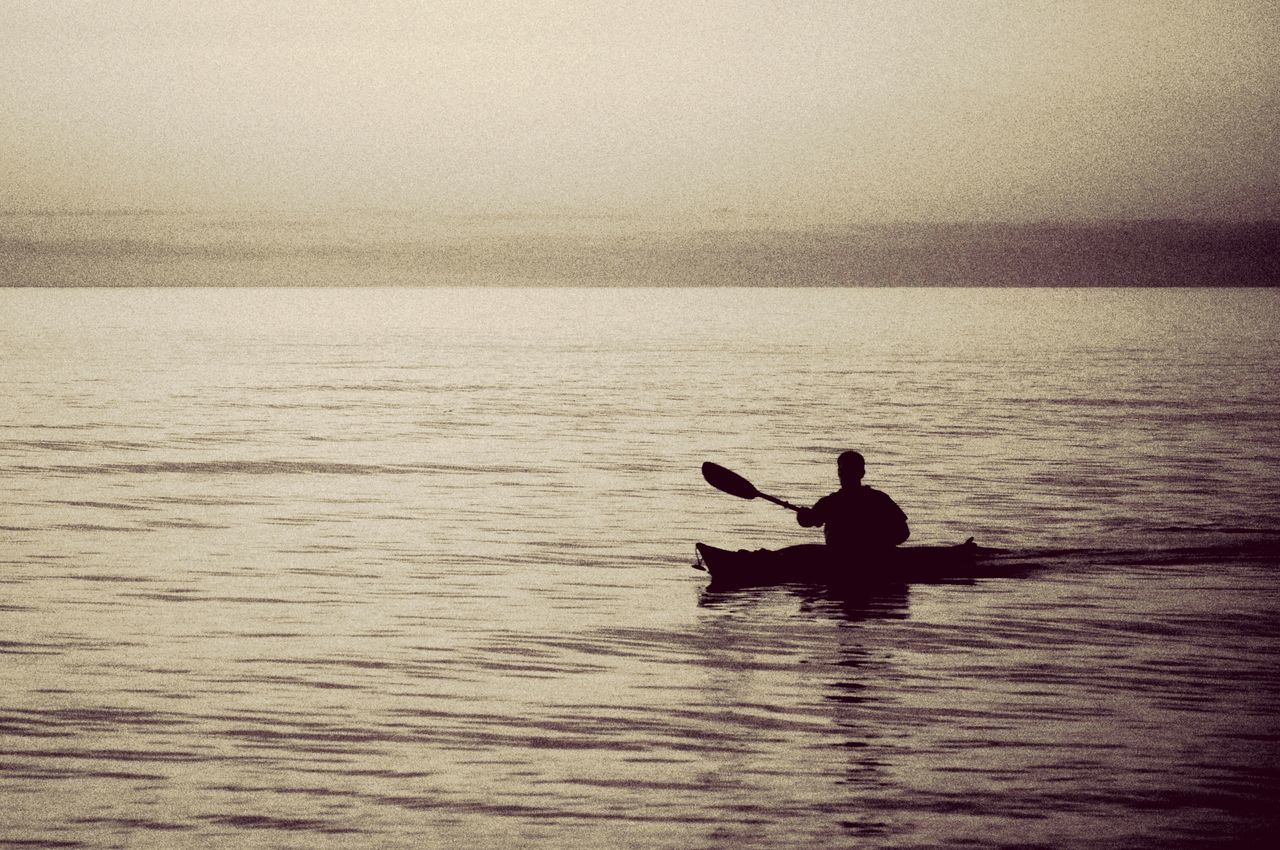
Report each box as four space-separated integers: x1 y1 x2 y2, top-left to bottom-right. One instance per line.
3 287 1279 848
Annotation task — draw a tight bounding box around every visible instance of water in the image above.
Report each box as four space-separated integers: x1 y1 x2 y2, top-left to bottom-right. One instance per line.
2 287 1278 848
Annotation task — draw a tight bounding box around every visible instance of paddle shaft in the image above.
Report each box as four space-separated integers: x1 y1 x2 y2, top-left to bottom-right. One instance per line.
758 492 802 513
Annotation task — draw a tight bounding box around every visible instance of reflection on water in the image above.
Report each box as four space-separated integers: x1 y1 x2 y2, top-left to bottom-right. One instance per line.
2 287 1279 847
694 543 1280 847
701 583 913 623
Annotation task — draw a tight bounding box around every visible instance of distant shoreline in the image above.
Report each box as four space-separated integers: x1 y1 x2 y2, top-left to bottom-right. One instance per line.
2 216 1276 287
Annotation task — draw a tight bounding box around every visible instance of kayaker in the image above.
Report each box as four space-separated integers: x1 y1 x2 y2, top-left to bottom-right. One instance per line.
796 451 909 552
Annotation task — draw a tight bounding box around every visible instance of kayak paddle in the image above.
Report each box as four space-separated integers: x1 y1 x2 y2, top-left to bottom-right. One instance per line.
701 462 802 513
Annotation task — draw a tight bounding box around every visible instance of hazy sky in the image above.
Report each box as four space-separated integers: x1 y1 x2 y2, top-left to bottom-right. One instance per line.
2 1 1276 221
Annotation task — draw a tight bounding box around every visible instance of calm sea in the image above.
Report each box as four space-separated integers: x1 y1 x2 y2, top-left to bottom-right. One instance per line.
2 287 1278 848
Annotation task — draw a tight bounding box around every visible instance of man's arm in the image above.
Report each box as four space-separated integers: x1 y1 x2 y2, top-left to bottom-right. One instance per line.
882 494 909 545
797 496 827 528
797 508 821 527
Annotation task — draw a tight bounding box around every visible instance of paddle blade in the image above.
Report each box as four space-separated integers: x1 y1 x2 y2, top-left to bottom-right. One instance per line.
702 462 760 500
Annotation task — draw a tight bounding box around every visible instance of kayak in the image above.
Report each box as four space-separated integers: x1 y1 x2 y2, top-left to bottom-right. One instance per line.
694 539 983 588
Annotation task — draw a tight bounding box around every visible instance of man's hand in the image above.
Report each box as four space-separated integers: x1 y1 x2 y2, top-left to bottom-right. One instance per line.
796 507 821 528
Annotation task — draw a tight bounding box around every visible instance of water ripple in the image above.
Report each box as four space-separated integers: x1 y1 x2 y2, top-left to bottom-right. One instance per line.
2 287 1278 848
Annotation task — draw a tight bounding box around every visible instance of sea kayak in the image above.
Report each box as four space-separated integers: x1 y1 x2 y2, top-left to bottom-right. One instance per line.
694 539 982 588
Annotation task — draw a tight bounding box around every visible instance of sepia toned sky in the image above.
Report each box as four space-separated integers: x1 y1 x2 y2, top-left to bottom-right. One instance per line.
2 0 1276 221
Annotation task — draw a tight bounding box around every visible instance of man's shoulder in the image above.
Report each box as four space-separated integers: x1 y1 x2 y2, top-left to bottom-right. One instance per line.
818 488 873 508
864 486 907 516
820 486 899 504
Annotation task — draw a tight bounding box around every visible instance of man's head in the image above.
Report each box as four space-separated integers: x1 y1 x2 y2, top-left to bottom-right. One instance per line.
837 450 865 488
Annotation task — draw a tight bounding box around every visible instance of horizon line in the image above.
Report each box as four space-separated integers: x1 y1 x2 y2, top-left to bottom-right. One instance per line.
1 207 1277 228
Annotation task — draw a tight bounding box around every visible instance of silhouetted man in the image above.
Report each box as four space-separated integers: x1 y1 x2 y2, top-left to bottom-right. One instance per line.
797 451 909 553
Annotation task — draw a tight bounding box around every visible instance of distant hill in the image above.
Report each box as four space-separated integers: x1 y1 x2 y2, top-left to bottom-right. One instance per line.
1 213 1276 286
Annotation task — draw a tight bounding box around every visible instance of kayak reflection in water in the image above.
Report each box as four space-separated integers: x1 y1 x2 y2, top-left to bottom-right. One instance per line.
796 451 909 554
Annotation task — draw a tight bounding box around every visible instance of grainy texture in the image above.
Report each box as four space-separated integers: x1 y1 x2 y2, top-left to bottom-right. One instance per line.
2 287 1278 848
